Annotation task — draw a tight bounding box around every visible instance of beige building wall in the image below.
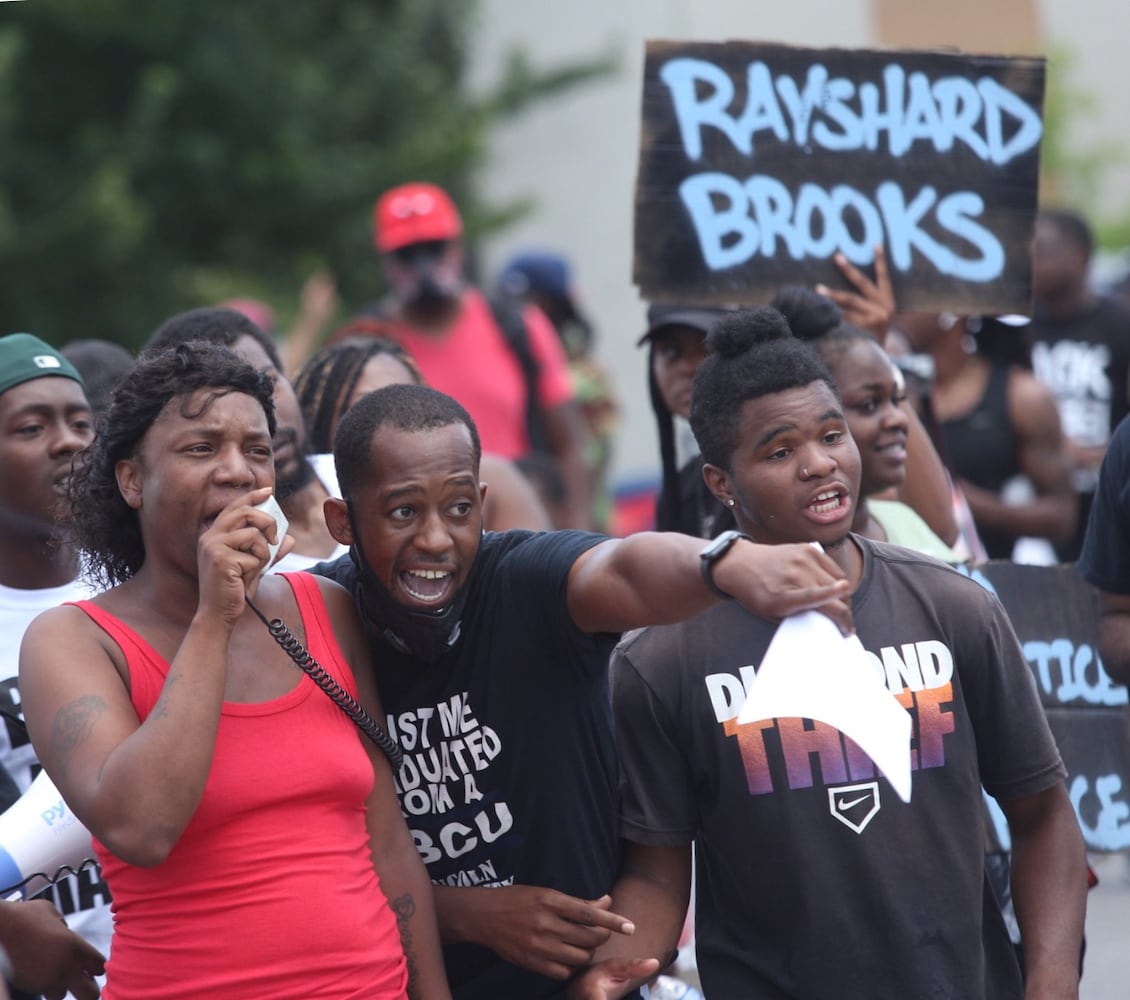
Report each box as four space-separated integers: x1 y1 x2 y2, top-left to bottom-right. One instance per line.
873 0 1042 52
469 0 1130 490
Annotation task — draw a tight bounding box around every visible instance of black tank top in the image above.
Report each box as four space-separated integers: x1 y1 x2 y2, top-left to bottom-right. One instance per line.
939 363 1020 560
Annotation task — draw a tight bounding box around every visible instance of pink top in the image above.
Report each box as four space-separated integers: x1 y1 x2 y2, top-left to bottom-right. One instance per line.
389 288 575 458
73 573 408 999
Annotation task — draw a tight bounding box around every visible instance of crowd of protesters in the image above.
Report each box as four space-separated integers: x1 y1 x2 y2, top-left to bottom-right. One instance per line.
0 158 1122 999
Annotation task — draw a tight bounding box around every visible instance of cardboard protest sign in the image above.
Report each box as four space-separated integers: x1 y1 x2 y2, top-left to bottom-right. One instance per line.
634 41 1046 313
965 562 1130 852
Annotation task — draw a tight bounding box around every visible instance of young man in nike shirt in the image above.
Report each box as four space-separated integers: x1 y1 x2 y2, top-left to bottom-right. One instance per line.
573 308 1086 1000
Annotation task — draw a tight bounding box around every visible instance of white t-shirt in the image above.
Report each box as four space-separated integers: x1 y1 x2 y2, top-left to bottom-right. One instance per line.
0 577 94 789
0 574 115 972
270 454 349 574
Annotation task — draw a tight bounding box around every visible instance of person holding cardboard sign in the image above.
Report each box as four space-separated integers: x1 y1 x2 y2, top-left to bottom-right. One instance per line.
574 307 1085 999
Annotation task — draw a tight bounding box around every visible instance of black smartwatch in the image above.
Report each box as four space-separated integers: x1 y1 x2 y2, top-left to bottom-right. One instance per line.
699 530 752 600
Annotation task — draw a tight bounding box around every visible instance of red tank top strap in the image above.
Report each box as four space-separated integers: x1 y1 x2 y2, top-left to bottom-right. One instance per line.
65 600 169 714
66 600 166 670
278 572 359 699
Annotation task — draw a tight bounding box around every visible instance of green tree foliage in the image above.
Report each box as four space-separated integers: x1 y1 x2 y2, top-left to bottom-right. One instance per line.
0 1 612 347
1039 44 1128 247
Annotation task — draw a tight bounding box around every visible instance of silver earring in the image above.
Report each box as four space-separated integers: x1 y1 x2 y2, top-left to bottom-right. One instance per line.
726 498 736 507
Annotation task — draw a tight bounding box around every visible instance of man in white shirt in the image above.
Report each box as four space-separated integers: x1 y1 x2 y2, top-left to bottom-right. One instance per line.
0 332 112 988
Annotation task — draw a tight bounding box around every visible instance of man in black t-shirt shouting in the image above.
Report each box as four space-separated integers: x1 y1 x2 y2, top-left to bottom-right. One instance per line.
314 382 854 1000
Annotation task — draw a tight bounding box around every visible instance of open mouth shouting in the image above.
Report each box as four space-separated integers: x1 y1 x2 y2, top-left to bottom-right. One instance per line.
401 567 455 605
805 486 853 526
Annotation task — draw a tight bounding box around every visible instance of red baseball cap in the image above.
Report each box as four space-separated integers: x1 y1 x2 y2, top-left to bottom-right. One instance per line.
374 182 463 253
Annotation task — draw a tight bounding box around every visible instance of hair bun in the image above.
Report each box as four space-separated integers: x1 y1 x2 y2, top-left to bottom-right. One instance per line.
769 286 843 342
706 306 793 358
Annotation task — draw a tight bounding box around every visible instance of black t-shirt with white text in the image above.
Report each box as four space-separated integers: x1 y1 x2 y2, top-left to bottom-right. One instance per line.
315 530 630 1000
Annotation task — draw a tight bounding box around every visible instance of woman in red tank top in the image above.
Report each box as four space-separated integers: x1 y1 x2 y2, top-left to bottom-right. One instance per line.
18 336 451 999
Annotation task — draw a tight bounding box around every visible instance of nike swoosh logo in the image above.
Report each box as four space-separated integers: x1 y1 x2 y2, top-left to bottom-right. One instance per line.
836 794 871 810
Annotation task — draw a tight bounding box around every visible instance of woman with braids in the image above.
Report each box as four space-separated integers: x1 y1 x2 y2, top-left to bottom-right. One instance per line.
18 342 450 1000
295 321 553 531
293 320 425 456
641 304 736 539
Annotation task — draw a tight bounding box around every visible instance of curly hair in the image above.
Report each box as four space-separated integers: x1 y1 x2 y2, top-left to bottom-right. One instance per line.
334 384 480 500
69 342 276 589
690 307 838 469
293 325 423 454
770 285 871 372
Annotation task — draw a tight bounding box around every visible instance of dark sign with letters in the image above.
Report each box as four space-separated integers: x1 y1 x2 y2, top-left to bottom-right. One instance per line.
965 562 1130 853
634 41 1046 313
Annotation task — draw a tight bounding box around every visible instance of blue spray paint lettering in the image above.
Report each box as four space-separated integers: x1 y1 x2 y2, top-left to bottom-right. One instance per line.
679 173 1003 280
1023 638 1128 707
1069 773 1130 851
660 58 1042 165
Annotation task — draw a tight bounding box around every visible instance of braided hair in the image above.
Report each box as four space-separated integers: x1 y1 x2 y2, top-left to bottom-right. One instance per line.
294 319 423 453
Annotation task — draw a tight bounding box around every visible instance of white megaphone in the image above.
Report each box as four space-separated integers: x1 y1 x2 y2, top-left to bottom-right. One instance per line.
0 770 95 898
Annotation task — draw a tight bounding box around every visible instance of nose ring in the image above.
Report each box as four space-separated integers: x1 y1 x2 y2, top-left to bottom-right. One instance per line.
802 466 809 478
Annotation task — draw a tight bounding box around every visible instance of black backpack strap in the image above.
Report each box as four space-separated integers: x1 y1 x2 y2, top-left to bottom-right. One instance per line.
486 293 550 455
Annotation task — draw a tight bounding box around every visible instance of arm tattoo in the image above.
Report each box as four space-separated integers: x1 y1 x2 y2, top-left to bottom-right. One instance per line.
390 893 420 995
148 671 174 721
51 695 107 780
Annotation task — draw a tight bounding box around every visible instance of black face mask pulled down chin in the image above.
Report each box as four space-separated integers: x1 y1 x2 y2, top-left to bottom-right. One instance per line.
346 505 470 664
401 275 459 320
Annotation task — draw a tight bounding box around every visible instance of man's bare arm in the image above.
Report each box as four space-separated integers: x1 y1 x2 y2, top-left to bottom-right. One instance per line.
567 843 691 1000
1001 784 1087 999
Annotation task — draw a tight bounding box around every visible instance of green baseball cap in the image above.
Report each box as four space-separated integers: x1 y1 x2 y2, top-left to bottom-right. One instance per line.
0 333 85 397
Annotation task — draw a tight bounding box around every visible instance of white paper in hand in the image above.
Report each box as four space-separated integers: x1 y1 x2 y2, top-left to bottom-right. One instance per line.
736 610 913 802
253 494 289 575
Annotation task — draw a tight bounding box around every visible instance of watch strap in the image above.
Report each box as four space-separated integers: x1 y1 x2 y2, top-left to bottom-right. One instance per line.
699 530 752 601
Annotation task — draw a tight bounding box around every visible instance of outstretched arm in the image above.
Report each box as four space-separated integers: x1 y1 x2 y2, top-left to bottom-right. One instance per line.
1001 783 1087 999
280 270 339 377
566 532 853 636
